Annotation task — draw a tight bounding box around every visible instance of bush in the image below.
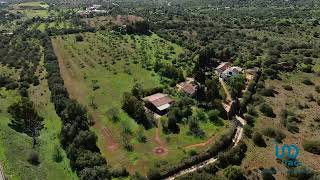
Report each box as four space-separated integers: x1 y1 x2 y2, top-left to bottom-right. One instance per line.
287 122 299 133
244 113 255 125
137 127 147 143
188 149 198 156
243 125 253 138
282 85 293 91
110 165 129 178
261 169 275 180
147 168 161 180
107 107 120 122
223 166 245 180
27 150 40 165
217 142 247 168
302 78 314 85
253 132 266 147
287 166 315 180
259 87 274 97
208 109 220 122
303 140 320 155
306 93 315 102
75 35 84 42
52 145 63 163
262 127 286 143
247 105 258 117
315 86 320 93
259 103 276 118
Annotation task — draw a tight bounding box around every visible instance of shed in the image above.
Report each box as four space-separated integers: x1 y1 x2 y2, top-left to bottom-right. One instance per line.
143 93 174 115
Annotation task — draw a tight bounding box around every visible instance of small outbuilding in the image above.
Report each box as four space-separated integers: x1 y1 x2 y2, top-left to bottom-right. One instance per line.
216 62 231 74
143 93 174 115
221 66 243 80
176 78 198 96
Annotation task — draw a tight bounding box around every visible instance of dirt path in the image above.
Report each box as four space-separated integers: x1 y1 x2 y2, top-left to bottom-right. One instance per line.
0 163 5 180
184 134 218 149
52 39 119 151
92 113 119 151
153 118 168 155
219 77 232 102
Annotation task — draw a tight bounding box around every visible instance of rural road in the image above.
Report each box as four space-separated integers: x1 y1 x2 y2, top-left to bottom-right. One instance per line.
0 163 5 180
219 77 232 102
165 118 246 180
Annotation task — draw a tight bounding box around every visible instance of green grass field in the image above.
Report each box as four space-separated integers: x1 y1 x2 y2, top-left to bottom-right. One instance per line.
52 32 228 175
9 2 49 18
0 49 77 180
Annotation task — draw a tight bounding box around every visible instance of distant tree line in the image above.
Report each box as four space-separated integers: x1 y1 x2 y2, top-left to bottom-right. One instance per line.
113 20 151 35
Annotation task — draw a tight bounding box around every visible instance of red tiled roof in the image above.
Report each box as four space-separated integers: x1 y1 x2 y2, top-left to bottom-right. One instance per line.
143 93 174 107
177 82 197 95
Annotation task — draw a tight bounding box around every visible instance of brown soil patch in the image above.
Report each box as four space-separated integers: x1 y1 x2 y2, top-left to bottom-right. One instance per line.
153 147 168 156
154 118 168 156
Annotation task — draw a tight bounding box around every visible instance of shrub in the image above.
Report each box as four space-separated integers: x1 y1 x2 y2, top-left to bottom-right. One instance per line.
262 127 286 143
52 145 63 163
259 87 274 97
147 168 161 180
188 149 198 156
110 165 129 178
107 107 120 122
137 127 147 143
287 166 315 180
261 169 275 180
243 125 253 138
75 35 84 42
253 132 266 147
315 86 320 93
244 113 255 125
208 109 220 122
223 166 245 180
282 85 293 91
27 150 40 165
218 142 247 168
247 105 258 117
259 103 276 118
302 78 314 85
301 65 313 73
306 93 315 102
303 140 320 155
287 122 299 133
187 117 206 139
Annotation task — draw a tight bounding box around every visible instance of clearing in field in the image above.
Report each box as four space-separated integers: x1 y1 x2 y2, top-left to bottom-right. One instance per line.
52 31 229 174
